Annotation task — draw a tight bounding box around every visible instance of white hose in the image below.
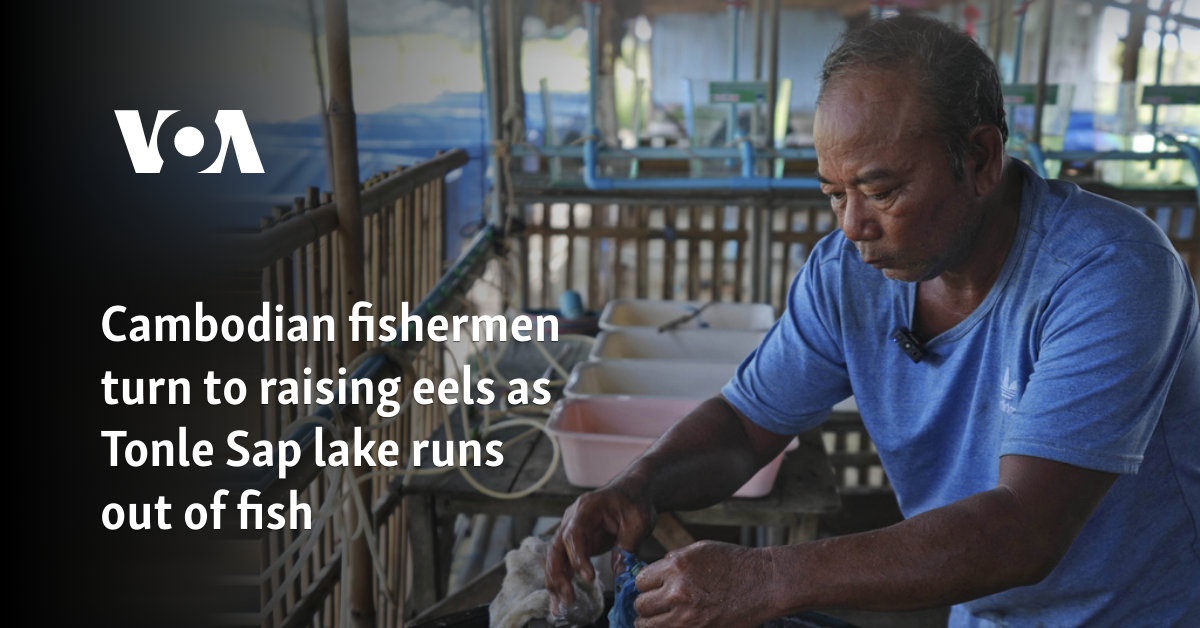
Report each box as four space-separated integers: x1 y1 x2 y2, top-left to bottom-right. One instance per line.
453 417 562 499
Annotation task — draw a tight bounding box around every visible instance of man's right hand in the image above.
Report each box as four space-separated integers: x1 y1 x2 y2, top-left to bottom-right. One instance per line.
545 479 656 610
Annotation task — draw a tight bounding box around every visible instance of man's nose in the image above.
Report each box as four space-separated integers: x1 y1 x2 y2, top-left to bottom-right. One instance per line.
840 194 881 242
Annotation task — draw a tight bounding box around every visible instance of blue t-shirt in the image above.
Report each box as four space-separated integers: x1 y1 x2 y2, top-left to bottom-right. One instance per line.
722 161 1200 626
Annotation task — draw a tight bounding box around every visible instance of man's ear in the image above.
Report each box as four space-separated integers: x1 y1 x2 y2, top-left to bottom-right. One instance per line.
967 124 1005 197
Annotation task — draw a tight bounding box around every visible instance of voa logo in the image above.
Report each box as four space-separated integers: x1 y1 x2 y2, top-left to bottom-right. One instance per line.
114 109 265 174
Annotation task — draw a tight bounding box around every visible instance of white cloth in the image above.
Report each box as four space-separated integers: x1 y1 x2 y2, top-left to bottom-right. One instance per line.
489 536 605 628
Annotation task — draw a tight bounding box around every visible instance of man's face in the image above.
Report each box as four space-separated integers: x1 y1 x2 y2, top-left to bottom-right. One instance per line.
813 69 983 283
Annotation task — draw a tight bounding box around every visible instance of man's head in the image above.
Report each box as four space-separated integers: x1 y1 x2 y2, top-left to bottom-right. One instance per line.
819 14 1008 180
813 15 1013 284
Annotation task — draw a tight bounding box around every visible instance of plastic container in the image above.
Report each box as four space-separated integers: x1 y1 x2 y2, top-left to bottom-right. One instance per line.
525 307 601 337
567 360 859 417
589 328 763 363
547 397 786 498
563 360 736 400
598 299 776 331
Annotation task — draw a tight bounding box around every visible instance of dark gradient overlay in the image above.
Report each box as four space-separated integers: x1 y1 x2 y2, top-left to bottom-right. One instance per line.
31 2 274 625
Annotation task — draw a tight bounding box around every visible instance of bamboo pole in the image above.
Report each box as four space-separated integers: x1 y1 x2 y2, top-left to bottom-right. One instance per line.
734 204 746 302
765 0 781 152
306 0 334 190
750 0 764 144
637 205 649 299
540 206 551 307
390 196 401 320
260 240 285 627
504 0 526 158
1121 0 1147 83
989 0 1006 64
518 207 531 310
401 192 413 311
687 206 701 300
1031 0 1055 146
482 0 503 225
711 208 723 301
589 203 603 309
434 177 445 295
321 191 336 378
566 204 577 297
305 187 320 391
321 0 373 624
613 205 627 299
664 206 677 300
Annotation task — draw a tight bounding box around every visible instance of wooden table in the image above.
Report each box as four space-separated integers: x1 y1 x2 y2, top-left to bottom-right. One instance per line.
400 417 841 616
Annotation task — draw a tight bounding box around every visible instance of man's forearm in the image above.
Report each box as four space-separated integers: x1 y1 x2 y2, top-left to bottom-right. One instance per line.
762 487 1061 614
760 455 1116 614
611 396 788 513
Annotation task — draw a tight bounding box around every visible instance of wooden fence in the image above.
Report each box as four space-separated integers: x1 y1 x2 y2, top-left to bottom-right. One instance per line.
511 188 841 314
233 149 472 628
513 185 1198 314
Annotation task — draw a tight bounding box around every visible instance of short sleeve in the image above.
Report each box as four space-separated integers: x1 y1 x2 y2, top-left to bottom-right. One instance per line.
721 240 855 435
1001 240 1199 473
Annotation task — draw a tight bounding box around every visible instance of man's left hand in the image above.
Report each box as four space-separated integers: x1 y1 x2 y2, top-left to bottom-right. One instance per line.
632 540 779 628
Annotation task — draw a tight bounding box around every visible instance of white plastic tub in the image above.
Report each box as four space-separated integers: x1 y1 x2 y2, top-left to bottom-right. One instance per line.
589 328 763 363
547 397 786 498
563 360 736 400
598 299 776 331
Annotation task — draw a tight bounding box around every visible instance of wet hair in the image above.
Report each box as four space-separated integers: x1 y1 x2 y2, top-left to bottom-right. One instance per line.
819 14 1008 180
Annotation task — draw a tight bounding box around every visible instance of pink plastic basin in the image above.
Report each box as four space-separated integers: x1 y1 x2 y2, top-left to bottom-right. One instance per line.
546 397 786 498
563 360 737 400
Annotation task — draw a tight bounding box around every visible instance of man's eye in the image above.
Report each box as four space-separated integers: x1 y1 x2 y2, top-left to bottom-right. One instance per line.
826 191 845 202
870 189 895 201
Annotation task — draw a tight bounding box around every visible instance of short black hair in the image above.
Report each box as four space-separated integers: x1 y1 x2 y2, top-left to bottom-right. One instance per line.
819 14 1008 180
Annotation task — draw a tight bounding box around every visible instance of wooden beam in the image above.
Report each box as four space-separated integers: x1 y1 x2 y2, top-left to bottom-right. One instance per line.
1120 0 1148 82
652 513 697 550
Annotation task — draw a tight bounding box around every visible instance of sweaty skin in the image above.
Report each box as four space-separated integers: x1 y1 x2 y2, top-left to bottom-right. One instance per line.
545 68 1117 627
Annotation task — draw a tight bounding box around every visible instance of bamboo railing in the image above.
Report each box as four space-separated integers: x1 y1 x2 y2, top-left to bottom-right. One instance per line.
511 188 838 314
229 148 492 628
512 184 1198 314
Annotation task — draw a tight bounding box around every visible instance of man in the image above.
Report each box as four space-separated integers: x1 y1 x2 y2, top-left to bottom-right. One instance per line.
545 14 1200 628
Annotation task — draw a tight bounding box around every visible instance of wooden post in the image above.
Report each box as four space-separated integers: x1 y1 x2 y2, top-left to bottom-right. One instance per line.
596 0 620 147
765 0 780 152
750 0 764 144
478 0 503 225
988 0 1007 64
1031 0 1055 146
306 0 334 189
504 0 526 154
1121 0 1147 83
322 0 372 625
